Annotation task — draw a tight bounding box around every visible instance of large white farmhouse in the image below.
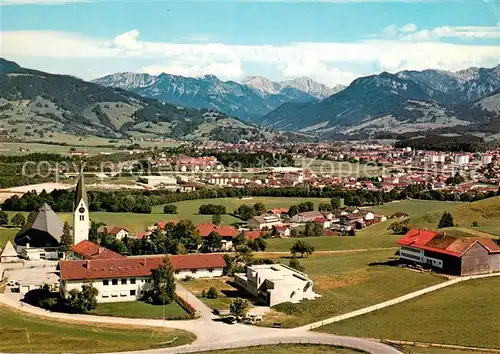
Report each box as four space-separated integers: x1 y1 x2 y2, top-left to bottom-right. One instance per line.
234 264 320 307
59 253 226 303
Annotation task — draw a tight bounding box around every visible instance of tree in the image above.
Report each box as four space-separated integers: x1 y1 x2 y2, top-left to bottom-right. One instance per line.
234 204 256 221
0 211 8 226
163 204 177 214
289 257 305 272
248 237 266 252
146 256 176 305
318 203 332 212
290 228 299 238
206 286 218 299
288 205 299 217
290 240 314 258
11 213 26 227
212 213 222 225
202 231 222 253
229 298 249 318
66 283 98 313
60 221 73 254
438 212 455 228
253 202 266 215
233 232 247 247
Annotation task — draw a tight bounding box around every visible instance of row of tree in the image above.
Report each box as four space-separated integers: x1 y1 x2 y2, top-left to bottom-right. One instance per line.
3 184 500 213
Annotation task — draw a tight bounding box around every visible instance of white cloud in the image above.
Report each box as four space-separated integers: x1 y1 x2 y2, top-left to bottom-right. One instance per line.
1 28 499 85
1 0 88 5
400 23 417 33
406 25 500 41
181 34 216 43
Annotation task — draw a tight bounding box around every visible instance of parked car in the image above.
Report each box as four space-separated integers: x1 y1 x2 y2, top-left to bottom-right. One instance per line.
243 314 262 324
222 315 238 324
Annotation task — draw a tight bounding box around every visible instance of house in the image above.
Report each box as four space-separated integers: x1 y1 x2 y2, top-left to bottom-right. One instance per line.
269 208 289 218
397 229 500 276
274 225 291 237
14 203 64 260
313 217 331 229
247 215 281 230
291 211 324 223
197 223 238 250
59 253 226 303
70 240 126 260
0 240 19 263
140 176 177 188
106 227 130 240
234 264 320 307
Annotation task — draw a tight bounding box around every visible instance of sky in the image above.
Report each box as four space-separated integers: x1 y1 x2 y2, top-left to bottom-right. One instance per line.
1 0 499 86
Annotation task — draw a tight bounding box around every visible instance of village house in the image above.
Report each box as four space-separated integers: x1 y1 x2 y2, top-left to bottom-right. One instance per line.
59 253 226 303
234 263 320 307
397 229 500 276
105 227 129 240
197 223 238 250
274 225 291 237
291 211 324 223
70 240 126 260
247 215 281 230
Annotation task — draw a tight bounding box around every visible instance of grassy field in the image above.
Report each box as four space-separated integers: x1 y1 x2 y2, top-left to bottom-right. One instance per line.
402 347 486 354
206 344 367 354
0 305 195 353
181 277 254 311
5 197 332 234
266 220 400 252
368 200 466 217
259 249 443 328
91 300 190 319
0 141 117 156
0 228 18 248
317 277 500 349
407 196 500 236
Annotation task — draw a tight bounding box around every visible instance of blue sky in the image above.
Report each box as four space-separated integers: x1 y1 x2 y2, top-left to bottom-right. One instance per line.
1 1 499 85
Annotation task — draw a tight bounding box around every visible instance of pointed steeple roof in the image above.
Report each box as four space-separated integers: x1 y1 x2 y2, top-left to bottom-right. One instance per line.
0 240 17 258
74 166 88 208
15 203 64 243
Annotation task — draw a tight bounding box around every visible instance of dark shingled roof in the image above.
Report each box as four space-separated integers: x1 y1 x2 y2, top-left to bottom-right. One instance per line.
74 167 88 208
15 203 64 243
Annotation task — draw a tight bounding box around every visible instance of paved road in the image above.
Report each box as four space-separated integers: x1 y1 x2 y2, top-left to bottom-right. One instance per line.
0 291 402 354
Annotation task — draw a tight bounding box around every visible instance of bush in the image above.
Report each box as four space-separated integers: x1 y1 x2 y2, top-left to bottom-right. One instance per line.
163 204 177 214
175 294 196 315
206 286 218 299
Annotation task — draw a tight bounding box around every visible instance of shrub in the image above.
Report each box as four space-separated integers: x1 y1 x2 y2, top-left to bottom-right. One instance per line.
206 286 218 299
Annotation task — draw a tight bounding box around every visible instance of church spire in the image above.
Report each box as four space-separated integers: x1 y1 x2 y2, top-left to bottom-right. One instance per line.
74 165 88 209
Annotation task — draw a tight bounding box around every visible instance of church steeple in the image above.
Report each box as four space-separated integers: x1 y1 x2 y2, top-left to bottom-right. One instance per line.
73 165 89 245
74 166 88 209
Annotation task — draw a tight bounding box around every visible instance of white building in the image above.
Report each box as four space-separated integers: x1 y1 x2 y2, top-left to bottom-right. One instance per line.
234 264 320 307
59 254 226 303
247 215 281 230
73 170 90 245
454 154 470 165
0 240 19 263
426 154 445 164
482 155 493 165
141 175 177 187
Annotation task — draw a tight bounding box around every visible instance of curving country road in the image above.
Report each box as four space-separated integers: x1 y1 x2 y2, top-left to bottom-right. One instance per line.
0 291 402 354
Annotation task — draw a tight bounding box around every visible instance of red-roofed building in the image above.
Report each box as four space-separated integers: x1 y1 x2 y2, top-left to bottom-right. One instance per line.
197 223 238 250
59 253 226 303
105 227 129 240
70 240 126 260
397 229 500 275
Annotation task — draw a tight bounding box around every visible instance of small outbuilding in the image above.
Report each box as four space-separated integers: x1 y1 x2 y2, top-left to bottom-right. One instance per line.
0 240 19 263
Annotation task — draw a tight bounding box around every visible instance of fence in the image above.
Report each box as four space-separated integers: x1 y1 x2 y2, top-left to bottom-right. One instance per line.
305 272 500 330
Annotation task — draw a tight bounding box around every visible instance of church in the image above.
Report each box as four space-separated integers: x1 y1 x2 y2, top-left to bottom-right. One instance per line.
13 169 89 260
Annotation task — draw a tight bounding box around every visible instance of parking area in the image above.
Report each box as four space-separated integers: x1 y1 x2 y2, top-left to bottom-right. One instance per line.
3 261 59 295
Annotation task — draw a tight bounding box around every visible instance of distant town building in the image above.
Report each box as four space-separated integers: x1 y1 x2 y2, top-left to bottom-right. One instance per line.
454 154 470 165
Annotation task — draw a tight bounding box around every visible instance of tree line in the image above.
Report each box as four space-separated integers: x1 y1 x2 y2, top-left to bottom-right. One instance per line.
3 183 500 213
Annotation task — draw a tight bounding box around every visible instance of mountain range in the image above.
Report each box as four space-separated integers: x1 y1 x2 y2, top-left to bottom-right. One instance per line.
93 73 343 121
0 58 281 143
260 64 500 137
